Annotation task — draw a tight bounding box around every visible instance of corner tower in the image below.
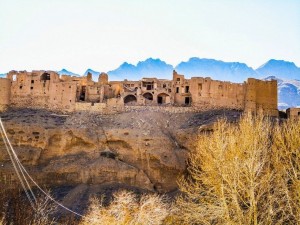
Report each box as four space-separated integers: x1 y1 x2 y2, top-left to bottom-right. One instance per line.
0 77 11 111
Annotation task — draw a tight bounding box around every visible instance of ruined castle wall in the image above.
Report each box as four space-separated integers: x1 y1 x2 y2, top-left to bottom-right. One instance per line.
244 78 278 116
0 78 11 111
189 77 245 109
0 70 278 115
49 82 77 112
7 71 52 109
6 71 77 112
286 108 300 119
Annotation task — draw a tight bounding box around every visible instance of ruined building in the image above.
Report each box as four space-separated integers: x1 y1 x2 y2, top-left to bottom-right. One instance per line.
0 70 278 116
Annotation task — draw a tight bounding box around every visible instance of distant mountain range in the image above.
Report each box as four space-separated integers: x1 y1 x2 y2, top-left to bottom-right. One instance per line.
106 58 300 84
175 57 257 83
108 58 174 81
0 73 6 78
57 69 79 77
1 57 300 109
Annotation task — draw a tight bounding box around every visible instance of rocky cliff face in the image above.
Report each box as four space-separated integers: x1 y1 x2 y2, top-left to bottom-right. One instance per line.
0 108 240 195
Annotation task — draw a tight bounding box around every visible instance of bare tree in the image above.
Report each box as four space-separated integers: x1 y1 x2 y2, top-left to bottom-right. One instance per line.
175 113 299 225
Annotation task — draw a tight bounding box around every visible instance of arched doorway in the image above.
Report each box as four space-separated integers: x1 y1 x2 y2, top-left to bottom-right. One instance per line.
124 95 137 105
157 93 170 104
143 92 153 101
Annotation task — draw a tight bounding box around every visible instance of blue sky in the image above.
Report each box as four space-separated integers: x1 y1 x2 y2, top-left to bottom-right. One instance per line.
0 0 299 73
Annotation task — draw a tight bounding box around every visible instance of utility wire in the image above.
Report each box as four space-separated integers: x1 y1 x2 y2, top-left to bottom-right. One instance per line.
0 118 96 221
0 123 36 209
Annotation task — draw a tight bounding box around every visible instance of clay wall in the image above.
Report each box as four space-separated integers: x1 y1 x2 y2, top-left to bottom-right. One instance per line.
286 108 300 119
172 71 189 105
86 86 101 102
189 77 245 109
0 78 11 111
244 78 278 116
6 71 59 109
49 82 77 111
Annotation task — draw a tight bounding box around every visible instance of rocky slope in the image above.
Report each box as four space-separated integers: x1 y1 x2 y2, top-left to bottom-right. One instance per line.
0 108 240 209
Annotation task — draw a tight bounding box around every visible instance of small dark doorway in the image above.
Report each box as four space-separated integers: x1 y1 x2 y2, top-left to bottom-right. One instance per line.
143 93 153 101
80 86 86 101
157 93 169 104
158 96 163 104
124 95 137 104
185 97 190 105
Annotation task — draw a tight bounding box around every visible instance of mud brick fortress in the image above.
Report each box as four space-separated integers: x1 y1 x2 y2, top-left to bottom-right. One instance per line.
0 70 278 116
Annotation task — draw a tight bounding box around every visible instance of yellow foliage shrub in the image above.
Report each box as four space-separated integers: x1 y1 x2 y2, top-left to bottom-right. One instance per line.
176 113 300 225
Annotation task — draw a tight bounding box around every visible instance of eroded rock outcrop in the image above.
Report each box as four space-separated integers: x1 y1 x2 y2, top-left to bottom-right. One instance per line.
0 108 240 193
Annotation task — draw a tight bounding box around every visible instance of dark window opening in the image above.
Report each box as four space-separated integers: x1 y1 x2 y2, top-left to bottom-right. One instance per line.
185 86 189 93
185 97 190 105
19 86 22 89
163 84 166 88
157 96 163 104
176 87 179 93
31 80 34 84
298 112 300 116
168 89 171 93
176 78 180 81
79 86 86 101
30 87 33 90
147 85 152 90
198 83 202 91
40 73 50 81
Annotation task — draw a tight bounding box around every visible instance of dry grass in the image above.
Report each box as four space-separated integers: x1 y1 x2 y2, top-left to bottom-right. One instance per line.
80 191 170 225
174 113 300 225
